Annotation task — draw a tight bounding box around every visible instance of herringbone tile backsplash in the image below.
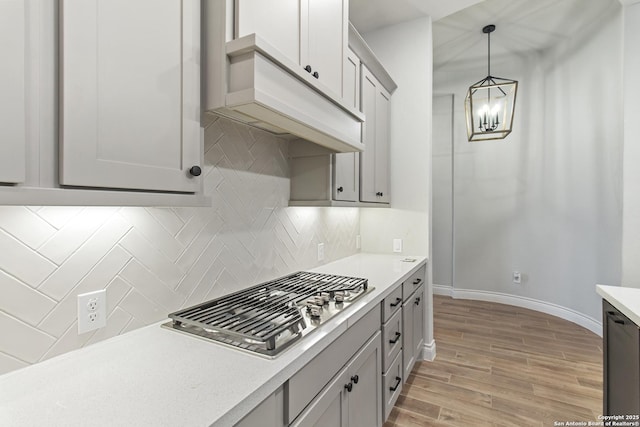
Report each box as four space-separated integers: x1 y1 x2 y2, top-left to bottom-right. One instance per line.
0 116 360 375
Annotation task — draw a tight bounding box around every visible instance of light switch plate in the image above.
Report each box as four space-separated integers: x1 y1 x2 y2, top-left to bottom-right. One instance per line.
356 235 361 250
317 243 325 261
393 239 403 253
78 289 107 334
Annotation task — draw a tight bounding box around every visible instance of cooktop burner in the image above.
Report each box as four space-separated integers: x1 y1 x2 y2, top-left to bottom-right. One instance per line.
162 271 371 358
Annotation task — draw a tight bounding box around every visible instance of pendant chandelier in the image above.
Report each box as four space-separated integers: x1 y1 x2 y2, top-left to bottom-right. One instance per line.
464 24 518 142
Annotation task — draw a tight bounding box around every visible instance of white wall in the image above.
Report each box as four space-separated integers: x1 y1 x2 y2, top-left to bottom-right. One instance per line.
360 17 432 256
622 2 640 288
434 3 623 322
0 116 360 376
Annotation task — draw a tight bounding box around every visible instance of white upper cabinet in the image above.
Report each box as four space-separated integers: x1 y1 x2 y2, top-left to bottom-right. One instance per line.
302 0 347 97
60 0 201 193
206 0 363 153
0 0 27 184
236 0 346 98
360 65 390 204
235 0 300 64
333 48 360 202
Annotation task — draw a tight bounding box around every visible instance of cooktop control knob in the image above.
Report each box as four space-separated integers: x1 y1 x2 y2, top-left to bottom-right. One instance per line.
310 306 322 318
321 292 330 304
335 291 345 303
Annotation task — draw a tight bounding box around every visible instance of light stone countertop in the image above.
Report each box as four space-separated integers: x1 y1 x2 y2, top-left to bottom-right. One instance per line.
596 284 640 326
0 253 427 427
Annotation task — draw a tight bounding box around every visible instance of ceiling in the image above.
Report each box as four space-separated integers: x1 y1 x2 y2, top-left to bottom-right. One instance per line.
350 0 620 70
432 0 620 69
349 0 485 33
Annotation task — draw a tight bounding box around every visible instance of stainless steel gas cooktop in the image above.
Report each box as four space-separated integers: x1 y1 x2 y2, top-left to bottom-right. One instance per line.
162 271 371 358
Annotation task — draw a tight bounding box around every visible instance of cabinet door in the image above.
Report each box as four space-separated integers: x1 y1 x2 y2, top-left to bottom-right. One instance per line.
333 48 360 202
360 66 391 204
60 0 201 193
236 386 284 427
301 0 346 97
374 86 391 203
402 298 415 383
347 332 382 427
291 370 348 427
235 0 300 64
0 0 27 184
411 286 425 364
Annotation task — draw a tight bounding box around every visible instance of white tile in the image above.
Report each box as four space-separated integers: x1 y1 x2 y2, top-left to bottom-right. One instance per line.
119 260 182 312
0 351 28 376
38 216 131 301
175 208 210 246
0 229 57 288
0 206 57 249
146 208 184 236
176 235 224 296
38 207 118 264
118 290 165 325
118 208 183 261
39 321 93 362
106 277 131 310
85 308 132 346
0 312 55 363
184 256 224 307
0 270 56 326
34 206 83 229
119 229 184 289
176 214 223 270
121 316 145 334
38 246 131 338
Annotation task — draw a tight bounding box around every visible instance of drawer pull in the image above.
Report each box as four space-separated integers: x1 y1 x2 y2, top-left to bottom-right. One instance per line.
413 278 422 285
390 297 402 308
344 382 353 392
614 319 626 325
389 376 402 392
415 297 421 306
389 332 401 344
351 375 359 384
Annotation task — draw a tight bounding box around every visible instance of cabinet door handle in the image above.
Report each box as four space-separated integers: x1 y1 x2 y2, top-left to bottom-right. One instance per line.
312 71 319 79
415 297 421 306
413 278 422 285
304 65 312 73
337 186 344 193
390 297 402 307
344 382 353 392
614 319 626 325
389 331 401 344
389 376 402 392
189 166 202 177
351 375 359 384
376 192 384 197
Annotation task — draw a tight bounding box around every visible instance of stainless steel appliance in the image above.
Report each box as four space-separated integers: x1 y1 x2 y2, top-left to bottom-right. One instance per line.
162 271 371 358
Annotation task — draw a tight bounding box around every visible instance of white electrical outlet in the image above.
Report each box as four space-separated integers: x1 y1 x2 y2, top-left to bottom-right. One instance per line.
356 235 361 250
78 289 107 334
513 271 522 284
317 243 325 261
393 238 403 253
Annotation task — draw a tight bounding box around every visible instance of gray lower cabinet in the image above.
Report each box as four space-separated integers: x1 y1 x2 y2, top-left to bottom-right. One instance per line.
603 299 640 416
291 332 382 427
402 284 425 382
235 386 284 427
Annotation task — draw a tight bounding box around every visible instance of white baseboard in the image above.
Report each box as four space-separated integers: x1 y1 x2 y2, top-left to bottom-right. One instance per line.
432 285 602 337
421 339 436 361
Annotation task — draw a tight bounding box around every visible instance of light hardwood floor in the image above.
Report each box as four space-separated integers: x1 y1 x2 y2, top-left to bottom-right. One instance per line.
385 295 603 427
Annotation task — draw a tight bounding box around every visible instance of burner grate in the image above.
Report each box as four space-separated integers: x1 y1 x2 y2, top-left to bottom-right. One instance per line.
165 271 368 356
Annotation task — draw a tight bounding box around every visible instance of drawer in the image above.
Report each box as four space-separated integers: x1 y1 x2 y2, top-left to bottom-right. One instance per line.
402 264 426 302
382 350 403 421
381 307 402 372
382 283 403 322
